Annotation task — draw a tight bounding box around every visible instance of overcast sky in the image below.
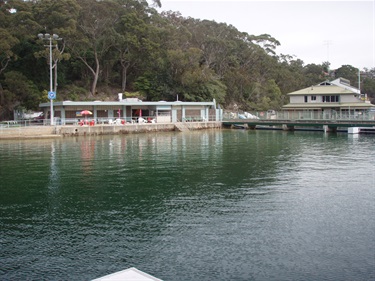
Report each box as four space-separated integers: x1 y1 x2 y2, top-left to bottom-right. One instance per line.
157 0 375 70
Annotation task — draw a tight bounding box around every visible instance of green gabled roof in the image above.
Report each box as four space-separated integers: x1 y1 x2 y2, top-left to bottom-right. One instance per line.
287 84 356 96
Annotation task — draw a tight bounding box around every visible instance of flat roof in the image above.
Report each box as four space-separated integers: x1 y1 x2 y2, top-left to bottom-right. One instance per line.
39 100 216 107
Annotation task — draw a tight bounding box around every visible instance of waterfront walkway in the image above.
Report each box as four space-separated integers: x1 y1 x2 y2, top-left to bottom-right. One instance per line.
223 119 375 132
2 115 375 140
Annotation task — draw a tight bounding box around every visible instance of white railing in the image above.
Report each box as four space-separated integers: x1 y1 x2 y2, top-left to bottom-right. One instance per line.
0 119 49 128
223 111 375 121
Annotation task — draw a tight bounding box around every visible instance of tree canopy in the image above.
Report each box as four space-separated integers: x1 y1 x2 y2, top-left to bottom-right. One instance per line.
0 0 374 120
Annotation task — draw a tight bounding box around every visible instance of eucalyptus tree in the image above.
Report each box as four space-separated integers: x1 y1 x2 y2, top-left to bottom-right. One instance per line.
220 41 260 108
181 17 285 110
2 0 44 84
303 63 328 86
66 0 120 95
3 70 41 110
247 34 280 56
159 11 193 50
0 0 40 76
132 10 195 100
185 19 240 78
361 68 375 102
0 0 18 76
0 28 18 76
33 0 79 93
152 13 230 102
164 47 226 102
334 65 361 87
112 0 161 92
128 0 161 8
273 54 305 98
214 31 282 110
0 0 42 118
0 25 19 118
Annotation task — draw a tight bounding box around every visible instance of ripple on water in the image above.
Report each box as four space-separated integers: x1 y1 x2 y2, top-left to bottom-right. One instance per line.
0 132 374 281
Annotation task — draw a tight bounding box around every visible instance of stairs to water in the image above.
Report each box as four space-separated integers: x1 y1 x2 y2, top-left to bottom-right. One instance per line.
174 123 190 132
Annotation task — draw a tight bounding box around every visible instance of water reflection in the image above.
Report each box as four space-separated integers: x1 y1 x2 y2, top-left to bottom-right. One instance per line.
49 142 59 189
0 131 374 281
80 138 96 175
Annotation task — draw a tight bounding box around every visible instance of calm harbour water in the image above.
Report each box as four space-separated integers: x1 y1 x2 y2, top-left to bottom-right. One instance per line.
0 130 374 281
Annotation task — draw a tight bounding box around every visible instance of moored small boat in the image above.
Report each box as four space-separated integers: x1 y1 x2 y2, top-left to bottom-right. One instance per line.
91 267 163 281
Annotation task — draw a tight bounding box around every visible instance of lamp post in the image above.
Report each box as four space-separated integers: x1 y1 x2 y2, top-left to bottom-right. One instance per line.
38 33 60 125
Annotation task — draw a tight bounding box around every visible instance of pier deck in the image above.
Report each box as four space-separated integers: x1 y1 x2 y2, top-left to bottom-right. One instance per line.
223 119 375 133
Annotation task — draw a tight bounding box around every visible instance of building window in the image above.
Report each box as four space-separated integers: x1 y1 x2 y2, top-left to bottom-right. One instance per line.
322 95 339 102
304 96 308 103
311 95 316 101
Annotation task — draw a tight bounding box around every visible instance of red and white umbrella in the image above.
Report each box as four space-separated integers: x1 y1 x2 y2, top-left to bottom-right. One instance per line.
81 110 92 116
80 110 92 124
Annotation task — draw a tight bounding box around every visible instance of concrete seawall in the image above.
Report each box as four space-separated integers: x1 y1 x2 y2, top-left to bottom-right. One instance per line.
0 122 222 140
0 126 58 139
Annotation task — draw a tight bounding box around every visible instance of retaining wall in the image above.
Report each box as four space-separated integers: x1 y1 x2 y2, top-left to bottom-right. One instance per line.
0 126 58 139
0 122 222 139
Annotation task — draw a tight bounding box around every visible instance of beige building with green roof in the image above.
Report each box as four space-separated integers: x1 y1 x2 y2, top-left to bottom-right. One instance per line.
283 78 374 118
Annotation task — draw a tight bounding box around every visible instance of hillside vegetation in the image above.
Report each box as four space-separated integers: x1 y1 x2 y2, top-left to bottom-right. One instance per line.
1 0 374 120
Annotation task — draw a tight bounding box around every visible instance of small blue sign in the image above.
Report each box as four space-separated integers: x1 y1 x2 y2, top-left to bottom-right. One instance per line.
48 91 56 100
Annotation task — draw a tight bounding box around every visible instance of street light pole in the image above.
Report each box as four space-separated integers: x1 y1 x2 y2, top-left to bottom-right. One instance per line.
38 33 60 125
48 35 53 125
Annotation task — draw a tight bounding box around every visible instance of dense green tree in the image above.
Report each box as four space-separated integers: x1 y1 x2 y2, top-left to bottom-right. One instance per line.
32 0 79 92
247 33 280 55
0 28 18 75
65 0 120 95
361 68 375 103
3 70 43 110
0 0 374 121
112 0 160 92
303 63 328 86
334 65 361 87
165 47 226 102
0 0 38 119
